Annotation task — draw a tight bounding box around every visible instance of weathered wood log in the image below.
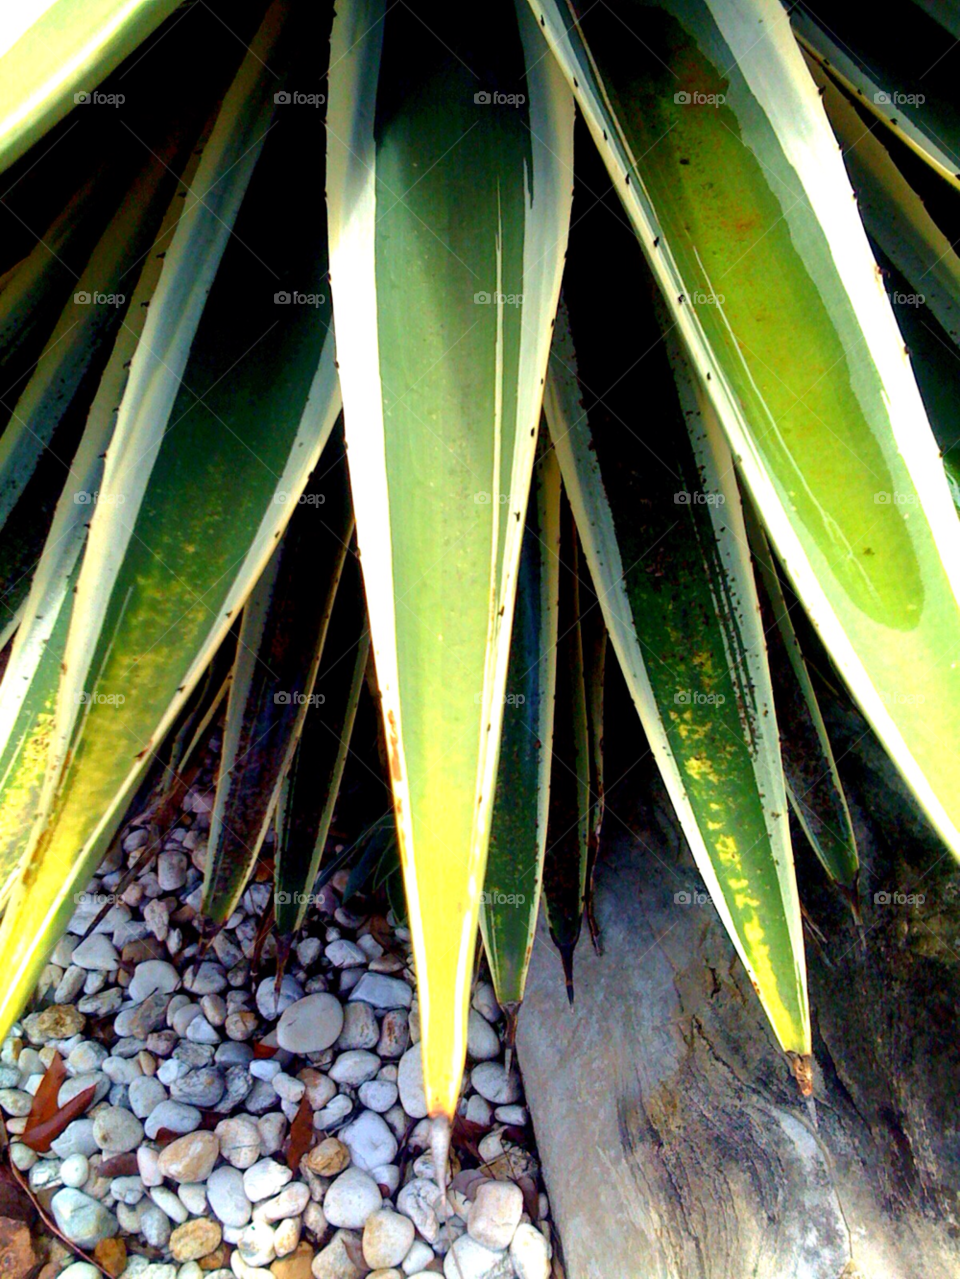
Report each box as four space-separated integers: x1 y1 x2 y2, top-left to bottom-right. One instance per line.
518 701 960 1279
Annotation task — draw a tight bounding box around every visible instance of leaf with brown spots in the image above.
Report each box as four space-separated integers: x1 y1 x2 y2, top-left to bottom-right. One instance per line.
21 1055 96 1153
285 1094 313 1171
22 1052 65 1135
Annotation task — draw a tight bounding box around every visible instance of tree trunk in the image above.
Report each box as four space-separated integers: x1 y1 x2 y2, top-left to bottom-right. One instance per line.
517 701 960 1279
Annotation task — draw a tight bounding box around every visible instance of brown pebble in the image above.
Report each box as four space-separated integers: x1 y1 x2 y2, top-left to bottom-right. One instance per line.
302 1137 350 1177
269 1241 313 1279
94 1236 127 1277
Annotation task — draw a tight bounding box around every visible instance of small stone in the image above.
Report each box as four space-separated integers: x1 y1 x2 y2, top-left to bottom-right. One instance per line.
299 1070 336 1111
509 1224 549 1279
494 1105 526 1126
58 1073 110 1108
271 1074 305 1105
217 1064 253 1112
158 1132 220 1183
116 993 172 1039
129 1075 168 1119
103 1056 143 1084
179 1183 209 1215
271 1242 312 1279
216 1117 262 1169
471 984 501 1024
339 1111 397 1173
302 1203 327 1239
144 900 170 942
180 1264 205 1279
334 1003 378 1053
272 1217 301 1259
363 1210 415 1270
94 1236 127 1278
172 1004 203 1038
138 1147 163 1188
323 1167 382 1230
256 977 303 1022
50 1188 118 1247
257 1114 287 1157
78 988 124 1017
171 1067 224 1108
302 1138 350 1178
170 1219 223 1263
348 975 412 1011
67 1041 108 1074
397 1048 427 1120
0 1090 31 1117
243 1160 292 1203
443 1235 512 1279
141 1203 172 1249
258 1183 309 1223
52 1118 99 1159
225 1013 258 1042
207 1166 252 1228
467 1181 522 1251
185 963 228 996
376 1012 409 1060
469 1063 520 1106
23 1005 85 1043
129 961 181 1003
71 935 120 972
396 1180 441 1245
202 995 227 1027
466 1012 500 1063
325 941 366 968
55 965 87 1004
158 852 188 892
216 1042 254 1067
276 995 343 1054
111 1176 145 1205
9 1143 37 1171
59 1264 101 1279
187 1017 221 1046
402 1241 436 1274
151 1186 190 1224
310 1231 363 1279
93 1107 144 1154
313 1095 352 1130
358 1080 397 1114
144 1099 201 1139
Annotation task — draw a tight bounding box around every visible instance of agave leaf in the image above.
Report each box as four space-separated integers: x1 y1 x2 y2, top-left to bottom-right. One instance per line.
580 562 607 953
530 0 960 866
0 0 184 177
541 493 590 1003
202 445 355 926
0 0 341 1039
327 0 573 1119
546 259 809 1054
274 553 371 936
480 438 561 1020
742 492 859 893
0 129 208 904
790 1 960 193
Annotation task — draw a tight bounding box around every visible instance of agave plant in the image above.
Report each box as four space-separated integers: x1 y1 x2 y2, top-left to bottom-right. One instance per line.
0 0 959 1175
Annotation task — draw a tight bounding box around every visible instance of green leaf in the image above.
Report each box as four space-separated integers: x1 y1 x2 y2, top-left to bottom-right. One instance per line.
480 438 561 1016
202 445 354 925
546 262 809 1054
742 492 859 893
0 0 183 177
530 0 960 869
274 554 371 936
0 0 340 1040
541 492 590 1003
326 0 573 1118
791 1 960 193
